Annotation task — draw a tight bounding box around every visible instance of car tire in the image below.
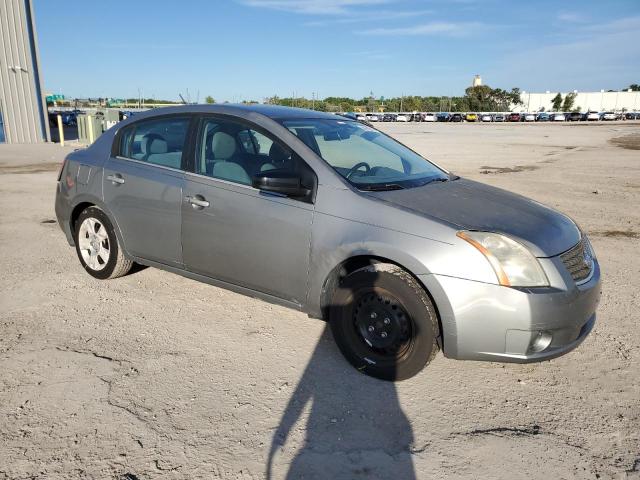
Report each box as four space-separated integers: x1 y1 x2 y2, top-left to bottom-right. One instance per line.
329 263 440 381
74 206 133 280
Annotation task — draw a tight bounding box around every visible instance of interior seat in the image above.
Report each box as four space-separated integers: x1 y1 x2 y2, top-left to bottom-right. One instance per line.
210 131 251 184
212 162 251 185
144 137 182 169
265 142 291 170
140 133 165 161
211 131 237 161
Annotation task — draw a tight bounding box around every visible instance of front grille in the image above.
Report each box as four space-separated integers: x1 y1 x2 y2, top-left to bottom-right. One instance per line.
560 238 593 283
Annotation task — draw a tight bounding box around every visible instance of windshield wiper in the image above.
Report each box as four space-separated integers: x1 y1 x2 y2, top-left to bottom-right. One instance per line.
358 183 405 191
420 177 449 186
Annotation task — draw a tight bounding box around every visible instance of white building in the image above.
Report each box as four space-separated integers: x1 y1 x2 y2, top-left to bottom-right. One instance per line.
516 90 640 112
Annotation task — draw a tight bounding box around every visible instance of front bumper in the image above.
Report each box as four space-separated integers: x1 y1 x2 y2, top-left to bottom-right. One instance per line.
420 258 601 363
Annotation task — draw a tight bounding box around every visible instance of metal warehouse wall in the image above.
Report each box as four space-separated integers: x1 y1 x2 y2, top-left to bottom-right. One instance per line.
0 0 49 143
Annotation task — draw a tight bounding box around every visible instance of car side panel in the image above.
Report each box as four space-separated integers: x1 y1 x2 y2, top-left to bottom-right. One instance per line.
181 173 314 305
305 185 497 318
103 157 184 266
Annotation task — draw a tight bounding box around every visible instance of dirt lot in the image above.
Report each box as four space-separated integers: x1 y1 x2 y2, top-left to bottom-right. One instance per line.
1 122 639 480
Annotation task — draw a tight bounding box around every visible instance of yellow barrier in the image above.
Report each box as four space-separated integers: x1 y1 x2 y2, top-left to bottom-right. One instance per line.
57 114 65 147
87 115 94 144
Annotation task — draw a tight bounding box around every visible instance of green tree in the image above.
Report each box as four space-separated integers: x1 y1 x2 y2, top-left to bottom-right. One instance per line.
562 92 577 111
628 84 640 91
402 96 422 112
324 97 355 111
551 93 563 111
464 85 493 111
205 95 215 104
461 85 522 112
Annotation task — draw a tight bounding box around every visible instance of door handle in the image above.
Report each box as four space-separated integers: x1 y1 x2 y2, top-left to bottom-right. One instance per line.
106 174 125 185
185 195 210 209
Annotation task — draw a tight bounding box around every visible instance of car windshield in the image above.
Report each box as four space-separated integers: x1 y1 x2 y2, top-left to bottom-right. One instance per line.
280 118 448 189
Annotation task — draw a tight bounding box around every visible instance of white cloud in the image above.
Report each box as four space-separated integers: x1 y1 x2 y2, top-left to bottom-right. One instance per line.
556 12 585 23
583 15 640 32
240 0 391 15
303 8 432 26
358 21 483 36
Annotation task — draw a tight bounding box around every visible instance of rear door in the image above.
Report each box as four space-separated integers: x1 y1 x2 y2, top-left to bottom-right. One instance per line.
103 115 193 266
181 115 315 305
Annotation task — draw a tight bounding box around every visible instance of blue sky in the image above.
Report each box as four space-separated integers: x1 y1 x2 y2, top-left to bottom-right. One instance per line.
34 0 640 101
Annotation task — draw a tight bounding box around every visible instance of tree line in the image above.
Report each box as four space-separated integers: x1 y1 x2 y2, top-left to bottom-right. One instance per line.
259 86 524 112
119 83 637 112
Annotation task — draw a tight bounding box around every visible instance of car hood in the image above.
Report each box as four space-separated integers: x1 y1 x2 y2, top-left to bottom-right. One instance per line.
365 178 580 257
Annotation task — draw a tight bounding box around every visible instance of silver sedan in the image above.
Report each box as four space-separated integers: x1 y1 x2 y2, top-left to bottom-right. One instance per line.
55 105 601 381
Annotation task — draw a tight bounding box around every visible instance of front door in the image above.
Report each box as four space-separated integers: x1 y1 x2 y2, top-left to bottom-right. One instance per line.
103 115 191 266
181 116 315 304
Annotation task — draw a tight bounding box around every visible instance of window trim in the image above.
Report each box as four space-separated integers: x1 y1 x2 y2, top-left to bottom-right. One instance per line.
113 155 185 174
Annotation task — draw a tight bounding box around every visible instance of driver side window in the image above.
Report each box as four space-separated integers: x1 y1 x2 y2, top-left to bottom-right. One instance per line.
196 117 308 187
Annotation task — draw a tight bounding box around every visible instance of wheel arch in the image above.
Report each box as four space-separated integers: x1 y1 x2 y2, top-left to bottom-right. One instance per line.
68 197 130 258
70 201 96 235
318 254 444 349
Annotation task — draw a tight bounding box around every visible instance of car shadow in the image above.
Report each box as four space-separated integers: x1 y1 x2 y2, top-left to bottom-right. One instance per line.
267 266 417 479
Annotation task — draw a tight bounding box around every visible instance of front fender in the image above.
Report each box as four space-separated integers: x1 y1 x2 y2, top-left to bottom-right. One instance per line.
305 208 500 318
306 209 453 318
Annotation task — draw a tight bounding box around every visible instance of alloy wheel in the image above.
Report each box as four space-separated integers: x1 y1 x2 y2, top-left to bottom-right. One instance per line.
77 217 110 271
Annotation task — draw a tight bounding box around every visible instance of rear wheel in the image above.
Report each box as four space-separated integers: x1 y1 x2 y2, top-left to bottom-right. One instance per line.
74 206 132 279
329 263 439 381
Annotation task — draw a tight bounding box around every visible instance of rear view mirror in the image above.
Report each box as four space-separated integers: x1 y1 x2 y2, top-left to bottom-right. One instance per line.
323 129 351 141
323 131 341 141
252 171 310 198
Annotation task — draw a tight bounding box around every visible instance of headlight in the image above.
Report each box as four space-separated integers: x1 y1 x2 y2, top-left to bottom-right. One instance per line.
457 231 549 287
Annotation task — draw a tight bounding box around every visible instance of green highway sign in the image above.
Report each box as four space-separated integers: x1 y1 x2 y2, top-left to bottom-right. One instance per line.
46 94 65 102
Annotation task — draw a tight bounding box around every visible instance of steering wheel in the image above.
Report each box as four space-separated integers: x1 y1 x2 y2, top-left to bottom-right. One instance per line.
346 161 371 179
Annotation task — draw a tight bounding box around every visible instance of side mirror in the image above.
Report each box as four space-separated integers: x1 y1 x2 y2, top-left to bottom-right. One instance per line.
252 171 310 198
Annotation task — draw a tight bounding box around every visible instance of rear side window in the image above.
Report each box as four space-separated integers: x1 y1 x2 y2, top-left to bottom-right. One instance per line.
118 116 190 170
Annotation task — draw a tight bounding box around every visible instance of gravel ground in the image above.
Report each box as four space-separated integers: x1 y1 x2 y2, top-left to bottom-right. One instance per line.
0 122 638 480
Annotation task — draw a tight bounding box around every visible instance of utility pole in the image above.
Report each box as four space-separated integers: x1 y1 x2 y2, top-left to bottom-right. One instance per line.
312 92 315 110
400 93 404 112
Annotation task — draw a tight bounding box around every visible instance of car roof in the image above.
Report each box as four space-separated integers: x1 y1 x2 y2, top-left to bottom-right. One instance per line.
120 104 339 122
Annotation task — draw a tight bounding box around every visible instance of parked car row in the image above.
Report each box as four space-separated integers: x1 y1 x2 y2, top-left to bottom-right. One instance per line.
48 109 140 128
48 109 84 127
345 111 640 124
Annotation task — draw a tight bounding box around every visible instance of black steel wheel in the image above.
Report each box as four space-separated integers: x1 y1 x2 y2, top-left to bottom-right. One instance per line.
329 263 440 381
